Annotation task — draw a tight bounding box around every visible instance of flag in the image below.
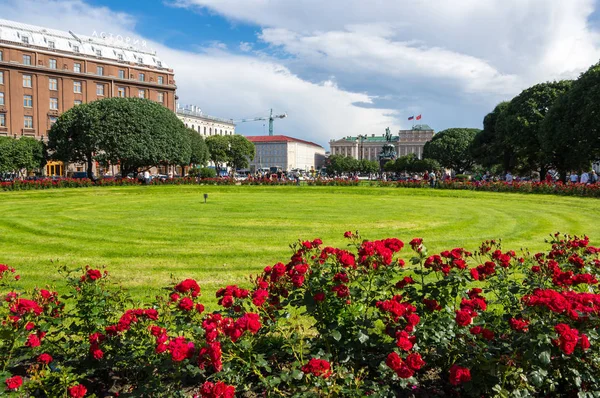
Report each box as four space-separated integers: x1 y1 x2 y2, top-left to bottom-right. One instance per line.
408 116 414 120
416 115 422 120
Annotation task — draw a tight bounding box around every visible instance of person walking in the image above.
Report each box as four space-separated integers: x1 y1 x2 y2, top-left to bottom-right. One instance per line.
143 170 151 185
580 170 590 184
429 170 436 188
505 171 513 185
570 171 579 184
591 170 598 184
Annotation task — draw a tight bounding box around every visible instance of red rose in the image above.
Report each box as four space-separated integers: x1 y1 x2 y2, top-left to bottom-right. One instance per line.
469 326 482 335
344 231 353 238
220 295 234 308
455 310 473 326
86 269 102 281
449 364 471 385
482 328 495 341
385 352 402 371
302 358 332 378
469 268 480 281
405 353 425 370
68 384 87 398
174 279 201 297
178 297 194 311
313 292 325 302
196 303 205 314
37 353 53 364
580 334 591 351
396 336 414 351
395 362 414 378
26 333 41 348
252 289 268 306
5 375 23 390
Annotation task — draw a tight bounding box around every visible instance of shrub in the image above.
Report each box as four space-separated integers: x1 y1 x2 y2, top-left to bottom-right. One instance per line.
1 233 599 396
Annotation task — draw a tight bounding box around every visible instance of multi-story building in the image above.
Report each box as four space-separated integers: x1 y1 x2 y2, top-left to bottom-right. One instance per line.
176 103 235 137
246 135 326 173
0 18 176 176
329 125 435 161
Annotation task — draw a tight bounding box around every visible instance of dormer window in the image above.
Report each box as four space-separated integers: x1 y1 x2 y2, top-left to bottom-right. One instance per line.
73 45 79 53
48 41 55 49
22 36 29 44
138 56 143 64
96 49 102 57
157 61 162 67
118 53 123 61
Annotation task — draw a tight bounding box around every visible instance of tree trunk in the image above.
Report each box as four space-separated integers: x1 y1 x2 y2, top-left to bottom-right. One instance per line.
86 154 93 180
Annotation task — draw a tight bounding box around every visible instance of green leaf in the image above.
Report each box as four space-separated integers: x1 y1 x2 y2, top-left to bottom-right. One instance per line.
332 330 342 341
358 331 369 344
538 351 551 365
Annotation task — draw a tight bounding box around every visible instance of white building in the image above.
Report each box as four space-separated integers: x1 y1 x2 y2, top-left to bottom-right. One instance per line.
329 125 435 160
246 135 326 172
176 103 235 137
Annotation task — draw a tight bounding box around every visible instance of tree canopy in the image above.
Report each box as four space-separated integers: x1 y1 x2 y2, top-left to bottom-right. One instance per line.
423 128 479 173
542 63 600 178
495 81 571 174
0 137 45 176
187 129 210 167
226 135 255 171
471 102 509 170
49 98 190 177
205 135 230 173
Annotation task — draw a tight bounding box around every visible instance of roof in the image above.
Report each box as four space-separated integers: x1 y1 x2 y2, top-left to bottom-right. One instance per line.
245 135 324 148
0 18 168 69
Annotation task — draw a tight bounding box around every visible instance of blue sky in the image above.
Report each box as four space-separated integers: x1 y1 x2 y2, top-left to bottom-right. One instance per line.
2 0 600 147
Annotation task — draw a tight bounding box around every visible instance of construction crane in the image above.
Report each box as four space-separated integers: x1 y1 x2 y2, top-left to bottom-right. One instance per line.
232 109 287 136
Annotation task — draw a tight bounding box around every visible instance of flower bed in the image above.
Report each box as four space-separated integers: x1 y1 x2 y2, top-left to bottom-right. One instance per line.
382 180 600 198
1 232 599 396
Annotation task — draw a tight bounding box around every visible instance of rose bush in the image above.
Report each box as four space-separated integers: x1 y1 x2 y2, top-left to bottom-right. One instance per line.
1 232 599 396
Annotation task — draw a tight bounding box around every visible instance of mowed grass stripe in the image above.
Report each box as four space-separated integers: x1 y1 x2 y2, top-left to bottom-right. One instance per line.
0 185 599 303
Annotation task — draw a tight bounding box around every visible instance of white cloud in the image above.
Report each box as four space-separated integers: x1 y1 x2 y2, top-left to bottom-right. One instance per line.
0 0 399 146
177 0 600 97
239 41 253 52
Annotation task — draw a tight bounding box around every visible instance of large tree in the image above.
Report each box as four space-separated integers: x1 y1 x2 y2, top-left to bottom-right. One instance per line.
495 81 571 175
423 128 480 173
542 63 600 179
0 137 45 176
226 135 255 171
48 103 102 178
49 98 191 178
205 135 230 173
188 129 210 167
471 102 509 170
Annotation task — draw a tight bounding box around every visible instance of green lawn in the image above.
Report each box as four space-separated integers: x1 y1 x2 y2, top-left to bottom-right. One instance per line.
1 185 599 303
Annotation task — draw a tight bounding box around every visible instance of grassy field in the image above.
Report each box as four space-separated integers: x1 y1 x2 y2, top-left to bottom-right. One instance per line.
1 185 599 303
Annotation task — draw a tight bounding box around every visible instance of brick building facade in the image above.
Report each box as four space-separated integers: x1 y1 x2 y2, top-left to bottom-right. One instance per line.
0 19 175 149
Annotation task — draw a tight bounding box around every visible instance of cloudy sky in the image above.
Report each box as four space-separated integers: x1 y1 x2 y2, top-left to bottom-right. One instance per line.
2 0 600 146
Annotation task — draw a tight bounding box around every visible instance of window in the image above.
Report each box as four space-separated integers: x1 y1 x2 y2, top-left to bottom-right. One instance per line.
0 50 3 61
96 66 104 76
138 56 143 64
22 36 29 44
24 116 33 129
49 116 57 126
73 45 79 53
157 92 164 103
49 98 58 110
23 95 33 107
49 78 58 91
74 63 81 73
118 54 124 61
23 75 32 88
0 71 3 85
74 100 82 106
220 129 223 134
0 92 4 105
118 70 125 79
73 81 82 93
138 89 145 98
49 59 57 69
23 55 31 65
157 61 162 67
48 41 55 49
0 114 5 127
96 84 104 96
204 127 206 134
117 87 125 97
157 76 164 85
139 73 145 82
96 49 102 57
